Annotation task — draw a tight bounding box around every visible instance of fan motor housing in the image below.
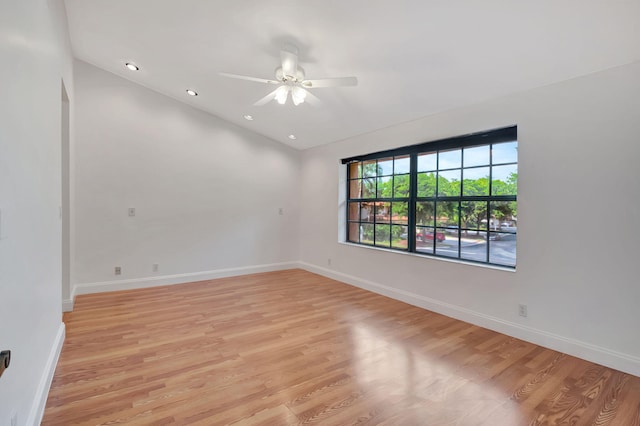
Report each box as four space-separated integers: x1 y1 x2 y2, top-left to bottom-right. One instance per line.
275 66 305 82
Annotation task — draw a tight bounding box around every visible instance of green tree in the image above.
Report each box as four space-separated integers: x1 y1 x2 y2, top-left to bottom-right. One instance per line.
492 172 517 195
437 176 460 196
460 201 487 236
459 177 489 235
493 201 517 222
491 173 517 221
417 172 436 197
441 201 458 227
393 174 410 198
362 161 382 198
463 177 489 196
416 202 434 226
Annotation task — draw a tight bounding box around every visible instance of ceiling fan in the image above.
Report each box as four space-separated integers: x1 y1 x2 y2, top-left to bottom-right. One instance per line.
219 44 358 106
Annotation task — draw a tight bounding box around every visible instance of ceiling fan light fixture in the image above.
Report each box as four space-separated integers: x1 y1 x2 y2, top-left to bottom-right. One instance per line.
186 89 198 96
125 62 139 71
275 86 289 105
291 86 306 106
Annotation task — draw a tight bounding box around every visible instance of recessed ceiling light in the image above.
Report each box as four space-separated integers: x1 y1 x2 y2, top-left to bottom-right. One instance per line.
125 62 139 71
186 89 198 96
243 115 254 121
288 134 297 140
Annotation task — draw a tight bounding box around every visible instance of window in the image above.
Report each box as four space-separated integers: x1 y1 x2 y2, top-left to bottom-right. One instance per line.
343 126 517 268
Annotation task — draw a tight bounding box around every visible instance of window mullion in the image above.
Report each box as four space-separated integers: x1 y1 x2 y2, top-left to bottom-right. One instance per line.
485 200 490 262
408 153 417 252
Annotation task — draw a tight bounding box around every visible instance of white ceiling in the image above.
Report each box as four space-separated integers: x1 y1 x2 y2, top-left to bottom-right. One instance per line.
64 0 640 150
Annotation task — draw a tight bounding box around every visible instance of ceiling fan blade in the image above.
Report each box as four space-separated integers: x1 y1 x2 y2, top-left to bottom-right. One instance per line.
301 76 358 88
253 87 282 106
280 44 298 79
219 72 279 85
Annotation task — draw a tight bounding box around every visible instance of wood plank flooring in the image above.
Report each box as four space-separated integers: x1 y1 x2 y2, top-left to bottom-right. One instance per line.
43 269 640 425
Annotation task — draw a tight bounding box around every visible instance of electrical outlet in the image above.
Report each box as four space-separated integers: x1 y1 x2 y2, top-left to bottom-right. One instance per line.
128 207 136 217
327 258 332 266
518 304 528 317
278 207 284 215
152 263 159 272
115 266 121 275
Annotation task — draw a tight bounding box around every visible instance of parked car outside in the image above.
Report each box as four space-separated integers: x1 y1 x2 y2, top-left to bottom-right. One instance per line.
400 229 446 243
417 230 445 243
445 225 459 234
500 224 517 233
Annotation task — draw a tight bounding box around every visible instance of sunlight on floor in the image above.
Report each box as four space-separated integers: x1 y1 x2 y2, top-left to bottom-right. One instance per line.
348 320 529 423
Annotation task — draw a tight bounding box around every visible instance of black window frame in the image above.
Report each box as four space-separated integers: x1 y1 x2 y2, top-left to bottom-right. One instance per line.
342 126 517 268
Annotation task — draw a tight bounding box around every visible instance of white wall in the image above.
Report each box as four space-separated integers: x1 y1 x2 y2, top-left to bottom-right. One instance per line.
299 61 640 376
0 0 73 424
73 61 300 293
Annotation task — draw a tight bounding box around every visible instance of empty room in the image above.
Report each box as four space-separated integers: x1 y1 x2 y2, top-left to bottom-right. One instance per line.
1 0 640 424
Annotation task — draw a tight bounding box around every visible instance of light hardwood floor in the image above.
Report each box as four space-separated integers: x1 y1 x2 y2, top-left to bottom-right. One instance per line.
43 269 640 425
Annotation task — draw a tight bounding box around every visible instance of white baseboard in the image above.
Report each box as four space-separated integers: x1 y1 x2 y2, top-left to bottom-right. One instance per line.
62 298 74 312
72 261 299 296
298 261 640 377
27 323 65 426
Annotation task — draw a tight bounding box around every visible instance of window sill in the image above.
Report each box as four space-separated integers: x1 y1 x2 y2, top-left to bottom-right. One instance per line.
338 241 516 273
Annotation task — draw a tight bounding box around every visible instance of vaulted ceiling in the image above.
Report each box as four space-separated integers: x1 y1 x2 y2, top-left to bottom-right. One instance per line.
64 0 640 150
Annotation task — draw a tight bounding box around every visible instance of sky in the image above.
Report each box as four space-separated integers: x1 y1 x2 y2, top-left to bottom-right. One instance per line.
375 140 517 181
